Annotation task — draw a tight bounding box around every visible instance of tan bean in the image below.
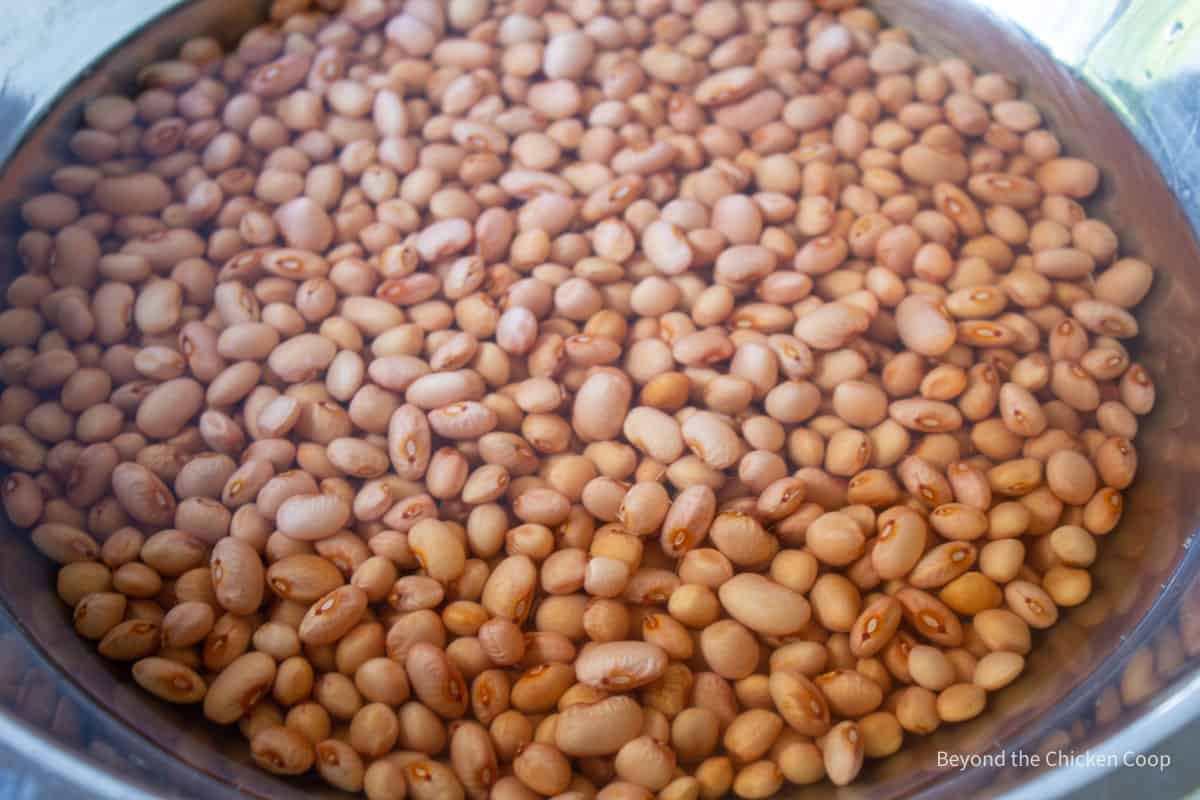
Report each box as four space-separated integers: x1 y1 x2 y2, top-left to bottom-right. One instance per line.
973 608 1032 654
624 406 685 463
575 641 668 690
406 642 468 719
889 398 963 433
73 591 125 639
556 695 644 757
723 709 784 765
300 585 368 645
1095 258 1154 308
204 651 277 724
896 588 963 647
910 541 977 589
707 512 777 568
717 574 811 636
936 683 987 723
1 472 42 530
822 721 864 786
276 493 351 541
57 561 111 608
515 488 572 528
700 620 759 681
33 522 98 565
1004 580 1059 629
1035 158 1100 198
482 555 537 623
806 511 866 567
110 460 175 527
316 739 366 793
252 725 315 775
974 651 1026 690
99 619 160 662
1083 487 1123 534
573 369 632 443
221 459 275 508
211 537 265 616
660 485 717 558
409 519 467 583
850 596 903 658
618 482 671 536
162 601 215 648
939 572 1003 616
895 295 956 356
814 668 883 718
133 657 207 704
768 670 830 737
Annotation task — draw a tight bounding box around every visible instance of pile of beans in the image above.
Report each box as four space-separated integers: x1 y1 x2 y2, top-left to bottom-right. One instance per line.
0 0 1159 796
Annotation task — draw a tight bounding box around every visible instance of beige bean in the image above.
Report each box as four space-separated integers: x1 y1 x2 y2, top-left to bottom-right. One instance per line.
136 378 204 439
204 651 277 724
573 369 632 443
999 383 1047 437
1004 580 1059 629
806 511 866 567
3 472 43 527
513 742 571 796
936 683 987 723
252 725 315 775
111 462 176 527
556 695 644 757
575 641 668 690
300 585 368 645
211 537 265 616
316 739 366 793
1035 158 1100 198
708 513 777 568
822 721 864 786
624 406 685 463
276 493 351 541
99 619 160 662
718 574 810 636
482 555 537 623
850 596 903 658
133 657 207 704
660 485 717 557
974 651 1026 691
700 620 759 681
618 482 671 536
814 668 883 718
161 601 215 649
768 671 830 737
409 519 467 583
895 295 956 356
72 591 125 639
681 411 741 469
1095 258 1154 308
1072 299 1138 338
896 587 963 647
793 302 870 351
973 609 1032 654
1044 449 1098 505
402 644 465 722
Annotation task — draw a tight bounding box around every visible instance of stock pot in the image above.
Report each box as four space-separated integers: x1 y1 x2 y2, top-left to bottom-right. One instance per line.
1 0 1199 797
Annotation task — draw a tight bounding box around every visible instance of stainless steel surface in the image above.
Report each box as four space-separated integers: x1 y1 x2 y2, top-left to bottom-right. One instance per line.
0 0 1198 797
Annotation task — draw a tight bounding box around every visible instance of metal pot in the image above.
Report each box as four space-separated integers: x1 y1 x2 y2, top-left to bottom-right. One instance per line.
0 0 1198 797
